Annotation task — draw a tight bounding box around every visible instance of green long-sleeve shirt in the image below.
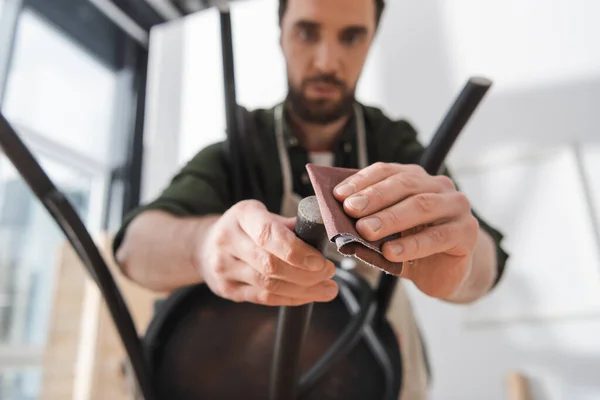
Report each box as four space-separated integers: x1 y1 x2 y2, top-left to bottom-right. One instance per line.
113 103 508 285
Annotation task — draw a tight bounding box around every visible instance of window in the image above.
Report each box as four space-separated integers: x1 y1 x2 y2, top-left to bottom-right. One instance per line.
0 153 97 399
0 155 96 345
0 369 41 400
3 9 119 166
0 1 147 398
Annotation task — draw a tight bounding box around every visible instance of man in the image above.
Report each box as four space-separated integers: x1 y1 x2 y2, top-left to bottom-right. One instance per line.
113 0 509 398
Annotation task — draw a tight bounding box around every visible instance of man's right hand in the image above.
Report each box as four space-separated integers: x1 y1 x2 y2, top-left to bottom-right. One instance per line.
195 200 338 306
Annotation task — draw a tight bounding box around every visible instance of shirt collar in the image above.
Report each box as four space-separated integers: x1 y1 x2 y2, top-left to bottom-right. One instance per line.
277 103 360 152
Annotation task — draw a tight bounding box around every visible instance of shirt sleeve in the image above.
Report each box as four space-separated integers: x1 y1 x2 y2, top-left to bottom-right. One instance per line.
389 119 510 289
112 141 233 258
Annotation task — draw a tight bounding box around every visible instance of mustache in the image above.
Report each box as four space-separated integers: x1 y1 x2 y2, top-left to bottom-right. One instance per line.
302 75 346 89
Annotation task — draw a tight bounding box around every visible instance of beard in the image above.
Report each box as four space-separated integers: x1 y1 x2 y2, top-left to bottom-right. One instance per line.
286 74 356 125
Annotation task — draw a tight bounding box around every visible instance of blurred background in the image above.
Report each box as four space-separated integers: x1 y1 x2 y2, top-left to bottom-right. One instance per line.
0 0 598 399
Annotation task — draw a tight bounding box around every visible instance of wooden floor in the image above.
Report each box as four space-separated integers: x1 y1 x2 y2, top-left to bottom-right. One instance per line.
40 233 163 400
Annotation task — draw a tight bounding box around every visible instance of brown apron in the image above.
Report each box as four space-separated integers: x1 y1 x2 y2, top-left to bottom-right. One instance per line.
274 103 430 400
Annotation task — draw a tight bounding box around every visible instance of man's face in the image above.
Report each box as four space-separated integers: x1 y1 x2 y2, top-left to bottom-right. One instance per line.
280 0 377 124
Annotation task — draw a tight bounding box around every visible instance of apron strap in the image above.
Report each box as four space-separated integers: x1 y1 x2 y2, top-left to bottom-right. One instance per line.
274 104 295 196
275 102 369 194
354 103 368 169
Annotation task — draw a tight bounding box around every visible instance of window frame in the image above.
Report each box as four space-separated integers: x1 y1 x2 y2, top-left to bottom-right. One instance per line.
0 0 152 392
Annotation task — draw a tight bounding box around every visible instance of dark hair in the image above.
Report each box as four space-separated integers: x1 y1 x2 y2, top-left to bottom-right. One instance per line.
278 0 386 27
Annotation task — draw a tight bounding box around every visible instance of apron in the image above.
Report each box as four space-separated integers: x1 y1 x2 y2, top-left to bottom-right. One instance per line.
274 103 431 400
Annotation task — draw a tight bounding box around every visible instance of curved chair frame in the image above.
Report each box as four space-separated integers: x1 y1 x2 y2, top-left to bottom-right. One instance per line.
0 6 492 400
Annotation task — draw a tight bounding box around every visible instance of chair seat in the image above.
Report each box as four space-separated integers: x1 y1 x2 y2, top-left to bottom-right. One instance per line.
144 282 402 400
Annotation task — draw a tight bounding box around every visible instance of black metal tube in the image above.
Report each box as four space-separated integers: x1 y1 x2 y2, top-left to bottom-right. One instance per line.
270 305 313 400
219 8 243 203
373 274 396 329
0 113 156 400
269 196 326 400
338 283 396 400
298 270 374 395
122 45 147 217
375 77 493 324
419 77 493 175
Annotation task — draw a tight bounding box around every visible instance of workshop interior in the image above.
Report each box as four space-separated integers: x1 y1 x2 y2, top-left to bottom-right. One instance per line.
0 0 598 399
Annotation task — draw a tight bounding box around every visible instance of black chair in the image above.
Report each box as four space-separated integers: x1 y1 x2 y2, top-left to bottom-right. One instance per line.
0 9 492 399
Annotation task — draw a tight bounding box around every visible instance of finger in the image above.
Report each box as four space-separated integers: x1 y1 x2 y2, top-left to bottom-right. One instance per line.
204 258 303 305
236 203 327 272
214 280 306 306
236 284 336 306
381 219 469 263
229 239 336 287
280 216 297 231
333 162 412 200
235 266 339 302
343 173 454 219
356 191 471 241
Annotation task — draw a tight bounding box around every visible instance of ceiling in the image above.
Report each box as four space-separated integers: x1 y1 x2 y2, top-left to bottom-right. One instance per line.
89 0 247 48
115 0 247 29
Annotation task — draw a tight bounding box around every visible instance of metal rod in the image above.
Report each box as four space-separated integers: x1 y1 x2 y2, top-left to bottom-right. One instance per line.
270 305 313 400
420 77 493 175
338 283 396 400
298 270 375 395
143 0 183 20
219 7 264 203
269 196 326 400
122 45 148 217
86 0 149 47
0 113 156 400
219 8 245 203
375 76 493 324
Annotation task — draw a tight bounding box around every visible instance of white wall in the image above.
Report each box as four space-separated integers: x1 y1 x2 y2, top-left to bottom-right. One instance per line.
374 1 600 399
141 19 185 202
142 0 600 398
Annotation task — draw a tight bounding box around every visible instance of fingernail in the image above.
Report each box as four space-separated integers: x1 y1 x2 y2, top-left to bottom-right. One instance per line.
304 255 324 271
388 242 404 256
335 183 355 197
324 282 338 297
361 217 382 232
324 261 337 279
346 195 368 211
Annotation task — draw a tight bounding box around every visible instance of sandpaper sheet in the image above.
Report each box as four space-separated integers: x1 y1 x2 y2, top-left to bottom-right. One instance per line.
306 164 403 276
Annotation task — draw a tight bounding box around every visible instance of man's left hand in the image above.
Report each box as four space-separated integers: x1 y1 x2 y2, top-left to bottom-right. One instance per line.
333 162 480 300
